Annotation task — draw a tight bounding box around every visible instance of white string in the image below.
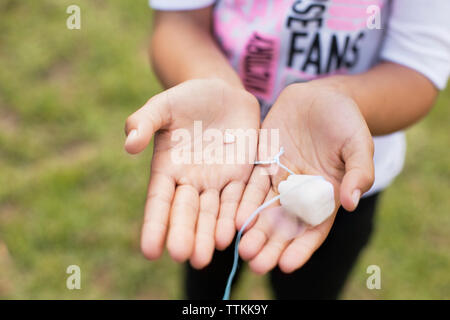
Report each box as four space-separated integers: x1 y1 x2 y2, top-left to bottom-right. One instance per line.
223 148 294 300
254 147 295 175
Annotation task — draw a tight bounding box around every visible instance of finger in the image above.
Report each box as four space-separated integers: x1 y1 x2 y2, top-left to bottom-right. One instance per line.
340 135 375 211
248 207 305 275
167 184 200 262
278 218 334 273
140 172 175 260
248 234 290 275
235 165 271 230
124 92 171 154
190 189 220 269
215 181 246 250
238 189 278 261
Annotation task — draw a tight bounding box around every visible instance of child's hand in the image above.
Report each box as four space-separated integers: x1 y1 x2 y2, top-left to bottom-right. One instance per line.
124 79 260 269
235 82 375 274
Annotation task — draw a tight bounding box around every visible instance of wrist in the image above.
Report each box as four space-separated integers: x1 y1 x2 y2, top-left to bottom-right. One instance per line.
308 76 354 99
284 77 354 102
206 74 245 90
304 76 371 122
279 78 368 127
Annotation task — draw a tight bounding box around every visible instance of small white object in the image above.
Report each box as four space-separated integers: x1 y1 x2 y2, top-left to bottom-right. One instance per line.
278 174 335 226
224 132 236 144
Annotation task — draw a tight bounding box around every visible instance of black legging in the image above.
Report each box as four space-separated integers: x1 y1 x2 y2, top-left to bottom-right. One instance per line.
184 192 380 299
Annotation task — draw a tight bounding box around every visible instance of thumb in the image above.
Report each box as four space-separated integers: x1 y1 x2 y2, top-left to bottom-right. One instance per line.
339 134 374 212
124 92 171 154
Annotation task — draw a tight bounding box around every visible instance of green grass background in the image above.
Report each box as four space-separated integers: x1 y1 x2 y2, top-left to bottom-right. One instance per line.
0 0 448 299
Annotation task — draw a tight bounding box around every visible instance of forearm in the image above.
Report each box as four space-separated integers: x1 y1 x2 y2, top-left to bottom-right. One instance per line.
150 8 242 89
309 62 438 136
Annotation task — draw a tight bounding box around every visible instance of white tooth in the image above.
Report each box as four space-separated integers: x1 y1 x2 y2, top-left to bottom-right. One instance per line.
279 175 335 226
224 132 236 144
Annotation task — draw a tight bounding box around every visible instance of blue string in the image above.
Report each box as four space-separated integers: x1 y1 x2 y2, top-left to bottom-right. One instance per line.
222 195 281 300
222 148 293 300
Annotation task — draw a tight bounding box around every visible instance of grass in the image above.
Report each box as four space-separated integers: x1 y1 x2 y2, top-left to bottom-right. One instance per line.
0 0 448 299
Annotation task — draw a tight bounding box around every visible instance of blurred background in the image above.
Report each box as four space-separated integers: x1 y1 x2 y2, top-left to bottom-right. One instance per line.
0 0 448 299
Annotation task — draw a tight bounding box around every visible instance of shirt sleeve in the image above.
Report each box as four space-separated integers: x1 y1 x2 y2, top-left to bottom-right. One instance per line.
149 0 215 11
380 0 450 90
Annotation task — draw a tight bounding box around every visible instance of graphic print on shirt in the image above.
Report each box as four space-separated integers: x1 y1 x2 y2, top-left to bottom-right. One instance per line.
213 0 386 110
240 32 280 101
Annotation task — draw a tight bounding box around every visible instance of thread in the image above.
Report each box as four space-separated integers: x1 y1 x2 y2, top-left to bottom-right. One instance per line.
223 148 293 300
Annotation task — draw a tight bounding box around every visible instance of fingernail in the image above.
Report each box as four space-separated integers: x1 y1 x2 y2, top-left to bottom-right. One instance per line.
352 189 361 208
125 129 138 145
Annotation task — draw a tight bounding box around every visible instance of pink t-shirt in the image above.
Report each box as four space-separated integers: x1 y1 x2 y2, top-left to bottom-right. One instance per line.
212 0 390 117
149 0 450 195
